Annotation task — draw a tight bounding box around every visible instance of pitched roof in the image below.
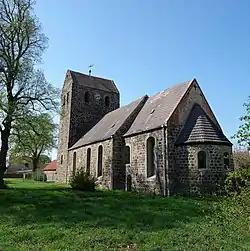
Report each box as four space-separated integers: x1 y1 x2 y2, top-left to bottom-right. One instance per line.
70 96 148 149
43 160 57 171
69 70 119 94
175 104 232 146
124 80 192 137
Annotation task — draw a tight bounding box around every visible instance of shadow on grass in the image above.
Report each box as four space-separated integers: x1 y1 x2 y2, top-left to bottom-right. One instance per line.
0 182 212 232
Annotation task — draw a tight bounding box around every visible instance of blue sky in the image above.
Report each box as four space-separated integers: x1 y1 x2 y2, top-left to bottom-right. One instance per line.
35 0 250 157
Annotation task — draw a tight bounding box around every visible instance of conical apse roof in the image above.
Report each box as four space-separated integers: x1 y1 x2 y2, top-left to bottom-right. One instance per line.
175 104 232 146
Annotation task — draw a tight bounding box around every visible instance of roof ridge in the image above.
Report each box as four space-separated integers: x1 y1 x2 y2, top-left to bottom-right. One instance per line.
148 79 193 99
68 69 113 82
163 79 194 124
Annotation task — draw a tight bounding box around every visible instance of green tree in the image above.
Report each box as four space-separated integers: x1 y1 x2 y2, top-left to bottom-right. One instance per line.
233 98 250 149
39 154 51 165
10 113 57 171
0 0 59 187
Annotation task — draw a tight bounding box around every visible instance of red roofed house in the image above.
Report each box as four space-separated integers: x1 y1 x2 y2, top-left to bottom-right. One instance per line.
43 160 57 182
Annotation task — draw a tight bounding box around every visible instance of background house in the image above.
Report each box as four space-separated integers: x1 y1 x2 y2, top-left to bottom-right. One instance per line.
43 160 57 182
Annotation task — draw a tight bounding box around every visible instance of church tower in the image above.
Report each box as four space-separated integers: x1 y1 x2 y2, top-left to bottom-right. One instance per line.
57 70 120 182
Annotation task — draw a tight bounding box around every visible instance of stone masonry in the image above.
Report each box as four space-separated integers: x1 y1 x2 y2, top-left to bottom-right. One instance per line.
57 71 233 195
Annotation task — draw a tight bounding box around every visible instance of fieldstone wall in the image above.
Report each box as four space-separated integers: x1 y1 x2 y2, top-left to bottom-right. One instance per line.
167 80 233 194
68 139 113 189
67 95 148 189
175 144 233 193
69 83 120 148
111 96 148 190
57 71 119 183
124 129 165 194
57 73 73 183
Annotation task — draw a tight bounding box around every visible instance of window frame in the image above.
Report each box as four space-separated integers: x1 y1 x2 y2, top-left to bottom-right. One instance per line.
84 92 90 103
86 148 91 174
146 136 156 178
97 145 103 177
197 151 207 169
124 145 131 165
73 152 77 175
105 96 110 107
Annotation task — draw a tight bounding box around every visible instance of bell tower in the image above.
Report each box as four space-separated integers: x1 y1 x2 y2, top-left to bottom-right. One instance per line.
57 70 120 182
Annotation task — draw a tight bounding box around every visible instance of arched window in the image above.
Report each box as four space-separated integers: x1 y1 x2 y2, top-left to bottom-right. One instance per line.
124 146 130 164
198 151 206 169
86 148 91 174
146 137 155 177
60 155 63 165
73 152 77 175
223 152 229 169
84 92 90 103
105 96 110 107
97 145 103 177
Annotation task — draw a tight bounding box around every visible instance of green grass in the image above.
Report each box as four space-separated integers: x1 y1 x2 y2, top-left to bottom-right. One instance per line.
0 179 249 251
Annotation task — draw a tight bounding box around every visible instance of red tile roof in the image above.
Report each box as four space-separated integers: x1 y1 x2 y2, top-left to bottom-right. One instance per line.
43 160 57 171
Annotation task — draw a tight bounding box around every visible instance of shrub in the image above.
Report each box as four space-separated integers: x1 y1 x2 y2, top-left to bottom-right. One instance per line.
33 169 47 182
233 149 250 170
69 169 96 192
225 169 250 194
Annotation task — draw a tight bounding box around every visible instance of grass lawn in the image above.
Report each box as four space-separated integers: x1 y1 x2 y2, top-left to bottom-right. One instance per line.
0 179 249 251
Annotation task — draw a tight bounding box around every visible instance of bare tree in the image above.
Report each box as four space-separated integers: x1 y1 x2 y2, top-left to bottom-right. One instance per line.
0 0 59 187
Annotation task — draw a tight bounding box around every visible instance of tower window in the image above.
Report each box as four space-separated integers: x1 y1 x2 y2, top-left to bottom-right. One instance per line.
60 155 63 165
146 137 155 177
84 92 90 103
105 96 110 107
198 151 206 169
63 96 66 106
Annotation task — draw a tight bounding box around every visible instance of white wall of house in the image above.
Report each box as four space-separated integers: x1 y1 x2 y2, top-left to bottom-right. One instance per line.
44 171 57 182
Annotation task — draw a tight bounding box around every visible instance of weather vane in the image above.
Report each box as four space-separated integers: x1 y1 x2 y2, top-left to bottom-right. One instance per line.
88 64 94 76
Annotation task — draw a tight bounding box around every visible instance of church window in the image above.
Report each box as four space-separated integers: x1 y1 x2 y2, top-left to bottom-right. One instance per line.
84 92 90 103
73 152 77 175
86 148 91 174
198 151 206 169
146 137 155 177
223 152 229 169
60 155 63 165
97 145 103 177
105 96 110 107
124 146 130 164
63 95 66 106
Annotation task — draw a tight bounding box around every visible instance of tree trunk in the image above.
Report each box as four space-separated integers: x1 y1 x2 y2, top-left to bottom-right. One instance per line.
0 128 11 189
32 157 39 171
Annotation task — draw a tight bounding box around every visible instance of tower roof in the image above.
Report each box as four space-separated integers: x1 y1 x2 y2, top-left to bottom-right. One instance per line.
175 104 232 146
69 70 119 94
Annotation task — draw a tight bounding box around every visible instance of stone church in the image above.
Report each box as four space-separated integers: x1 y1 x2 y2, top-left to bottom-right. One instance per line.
57 70 233 195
